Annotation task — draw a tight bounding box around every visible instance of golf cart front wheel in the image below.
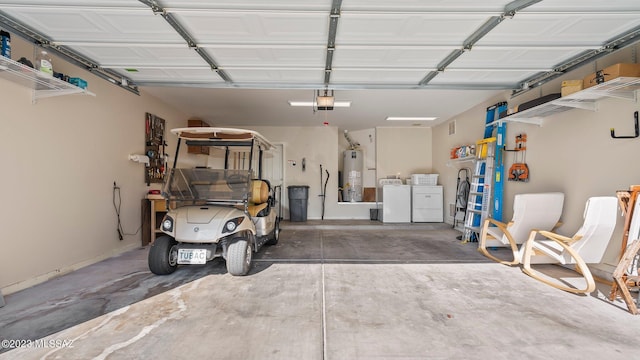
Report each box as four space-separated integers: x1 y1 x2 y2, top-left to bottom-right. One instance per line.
148 235 178 275
227 237 252 276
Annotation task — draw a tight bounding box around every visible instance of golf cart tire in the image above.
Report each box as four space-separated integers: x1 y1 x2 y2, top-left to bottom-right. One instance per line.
227 237 252 276
148 235 178 275
266 218 280 246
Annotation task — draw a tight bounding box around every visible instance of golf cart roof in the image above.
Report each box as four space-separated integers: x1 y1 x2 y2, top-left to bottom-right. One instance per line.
171 127 273 149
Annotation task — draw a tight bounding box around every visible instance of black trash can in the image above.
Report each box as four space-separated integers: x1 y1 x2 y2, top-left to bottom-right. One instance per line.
288 185 310 222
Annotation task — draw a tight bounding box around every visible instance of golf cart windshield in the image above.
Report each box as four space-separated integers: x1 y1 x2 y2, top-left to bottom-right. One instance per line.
163 168 250 204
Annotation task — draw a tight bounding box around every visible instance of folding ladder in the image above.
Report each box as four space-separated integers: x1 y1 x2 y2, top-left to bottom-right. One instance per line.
485 102 508 222
463 137 496 242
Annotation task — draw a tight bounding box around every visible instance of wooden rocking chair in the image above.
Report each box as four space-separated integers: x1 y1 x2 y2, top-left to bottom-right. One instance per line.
478 192 564 265
521 196 618 294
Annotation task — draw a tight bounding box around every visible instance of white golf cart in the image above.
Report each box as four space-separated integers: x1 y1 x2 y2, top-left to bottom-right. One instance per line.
148 127 281 276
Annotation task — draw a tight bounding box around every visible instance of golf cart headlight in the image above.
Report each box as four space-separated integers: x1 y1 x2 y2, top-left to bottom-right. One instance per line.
161 216 174 232
223 217 244 233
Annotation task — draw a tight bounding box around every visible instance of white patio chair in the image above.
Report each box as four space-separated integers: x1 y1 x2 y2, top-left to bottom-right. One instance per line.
521 196 618 294
478 192 564 265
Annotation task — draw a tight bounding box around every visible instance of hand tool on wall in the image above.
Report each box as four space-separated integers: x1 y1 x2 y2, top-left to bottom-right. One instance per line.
319 164 330 220
610 111 639 139
507 134 529 182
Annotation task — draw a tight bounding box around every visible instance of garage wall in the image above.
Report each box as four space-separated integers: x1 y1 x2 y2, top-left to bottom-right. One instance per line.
376 127 433 181
226 126 433 220
432 44 640 269
0 38 188 293
246 126 340 220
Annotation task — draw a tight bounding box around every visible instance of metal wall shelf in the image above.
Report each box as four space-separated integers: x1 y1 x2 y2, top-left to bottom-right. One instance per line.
0 56 95 102
492 77 640 126
446 156 476 168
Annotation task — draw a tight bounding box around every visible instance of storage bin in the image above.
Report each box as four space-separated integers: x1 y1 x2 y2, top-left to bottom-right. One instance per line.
69 77 87 89
411 174 438 186
288 185 309 222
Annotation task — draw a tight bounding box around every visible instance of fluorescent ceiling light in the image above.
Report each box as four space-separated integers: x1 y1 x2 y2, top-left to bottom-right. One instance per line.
288 101 351 107
386 116 438 121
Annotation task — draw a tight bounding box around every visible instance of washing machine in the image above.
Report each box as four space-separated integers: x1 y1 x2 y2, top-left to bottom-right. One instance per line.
378 179 411 223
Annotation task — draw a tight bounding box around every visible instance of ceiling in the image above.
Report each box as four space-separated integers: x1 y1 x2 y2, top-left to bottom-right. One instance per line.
1 0 639 130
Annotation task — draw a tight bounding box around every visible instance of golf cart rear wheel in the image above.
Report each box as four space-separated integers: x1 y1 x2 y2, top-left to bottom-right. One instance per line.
227 237 252 276
148 235 178 275
266 218 280 245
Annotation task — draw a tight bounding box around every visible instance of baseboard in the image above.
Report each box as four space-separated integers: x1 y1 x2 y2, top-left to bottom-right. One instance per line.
1 243 141 296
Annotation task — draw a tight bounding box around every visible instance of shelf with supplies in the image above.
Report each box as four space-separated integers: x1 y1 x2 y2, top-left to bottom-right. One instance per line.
447 156 476 166
0 55 95 102
491 76 640 126
448 143 477 166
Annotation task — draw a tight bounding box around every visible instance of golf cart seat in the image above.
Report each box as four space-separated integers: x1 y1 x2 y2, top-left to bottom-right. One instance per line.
478 192 564 265
520 196 618 294
248 180 270 217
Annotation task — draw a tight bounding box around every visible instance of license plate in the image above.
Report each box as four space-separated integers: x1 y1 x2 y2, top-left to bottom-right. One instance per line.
177 249 207 265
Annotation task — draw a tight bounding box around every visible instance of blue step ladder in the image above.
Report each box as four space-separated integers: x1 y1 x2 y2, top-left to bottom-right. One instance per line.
486 102 508 222
462 102 507 242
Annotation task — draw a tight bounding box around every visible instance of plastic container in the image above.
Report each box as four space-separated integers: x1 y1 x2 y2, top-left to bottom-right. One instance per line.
69 77 87 89
36 50 53 75
288 185 309 222
411 174 439 185
0 30 10 59
370 208 379 221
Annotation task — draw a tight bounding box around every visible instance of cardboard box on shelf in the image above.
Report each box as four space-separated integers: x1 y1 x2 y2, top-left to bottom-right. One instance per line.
561 79 583 97
583 63 640 89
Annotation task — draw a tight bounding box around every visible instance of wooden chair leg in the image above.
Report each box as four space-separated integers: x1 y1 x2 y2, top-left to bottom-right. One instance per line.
609 239 640 314
521 234 596 294
478 220 520 266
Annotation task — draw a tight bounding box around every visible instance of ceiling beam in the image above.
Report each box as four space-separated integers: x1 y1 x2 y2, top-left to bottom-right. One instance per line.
51 41 602 51
324 0 342 86
419 0 542 86
135 80 514 91
0 10 139 95
138 0 232 83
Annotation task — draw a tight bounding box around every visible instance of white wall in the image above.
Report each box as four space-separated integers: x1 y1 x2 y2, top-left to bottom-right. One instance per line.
432 44 640 270
376 127 433 182
240 126 340 220
0 38 188 293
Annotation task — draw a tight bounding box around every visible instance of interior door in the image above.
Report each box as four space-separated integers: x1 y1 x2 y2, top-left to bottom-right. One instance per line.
262 143 284 187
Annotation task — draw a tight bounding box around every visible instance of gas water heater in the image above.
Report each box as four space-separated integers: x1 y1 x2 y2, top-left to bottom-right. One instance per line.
342 150 363 202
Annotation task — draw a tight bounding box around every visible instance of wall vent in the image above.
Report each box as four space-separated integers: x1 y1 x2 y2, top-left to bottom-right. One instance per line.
448 120 456 135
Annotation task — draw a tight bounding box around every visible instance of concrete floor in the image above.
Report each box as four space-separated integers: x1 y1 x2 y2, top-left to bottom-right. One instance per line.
0 221 637 359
